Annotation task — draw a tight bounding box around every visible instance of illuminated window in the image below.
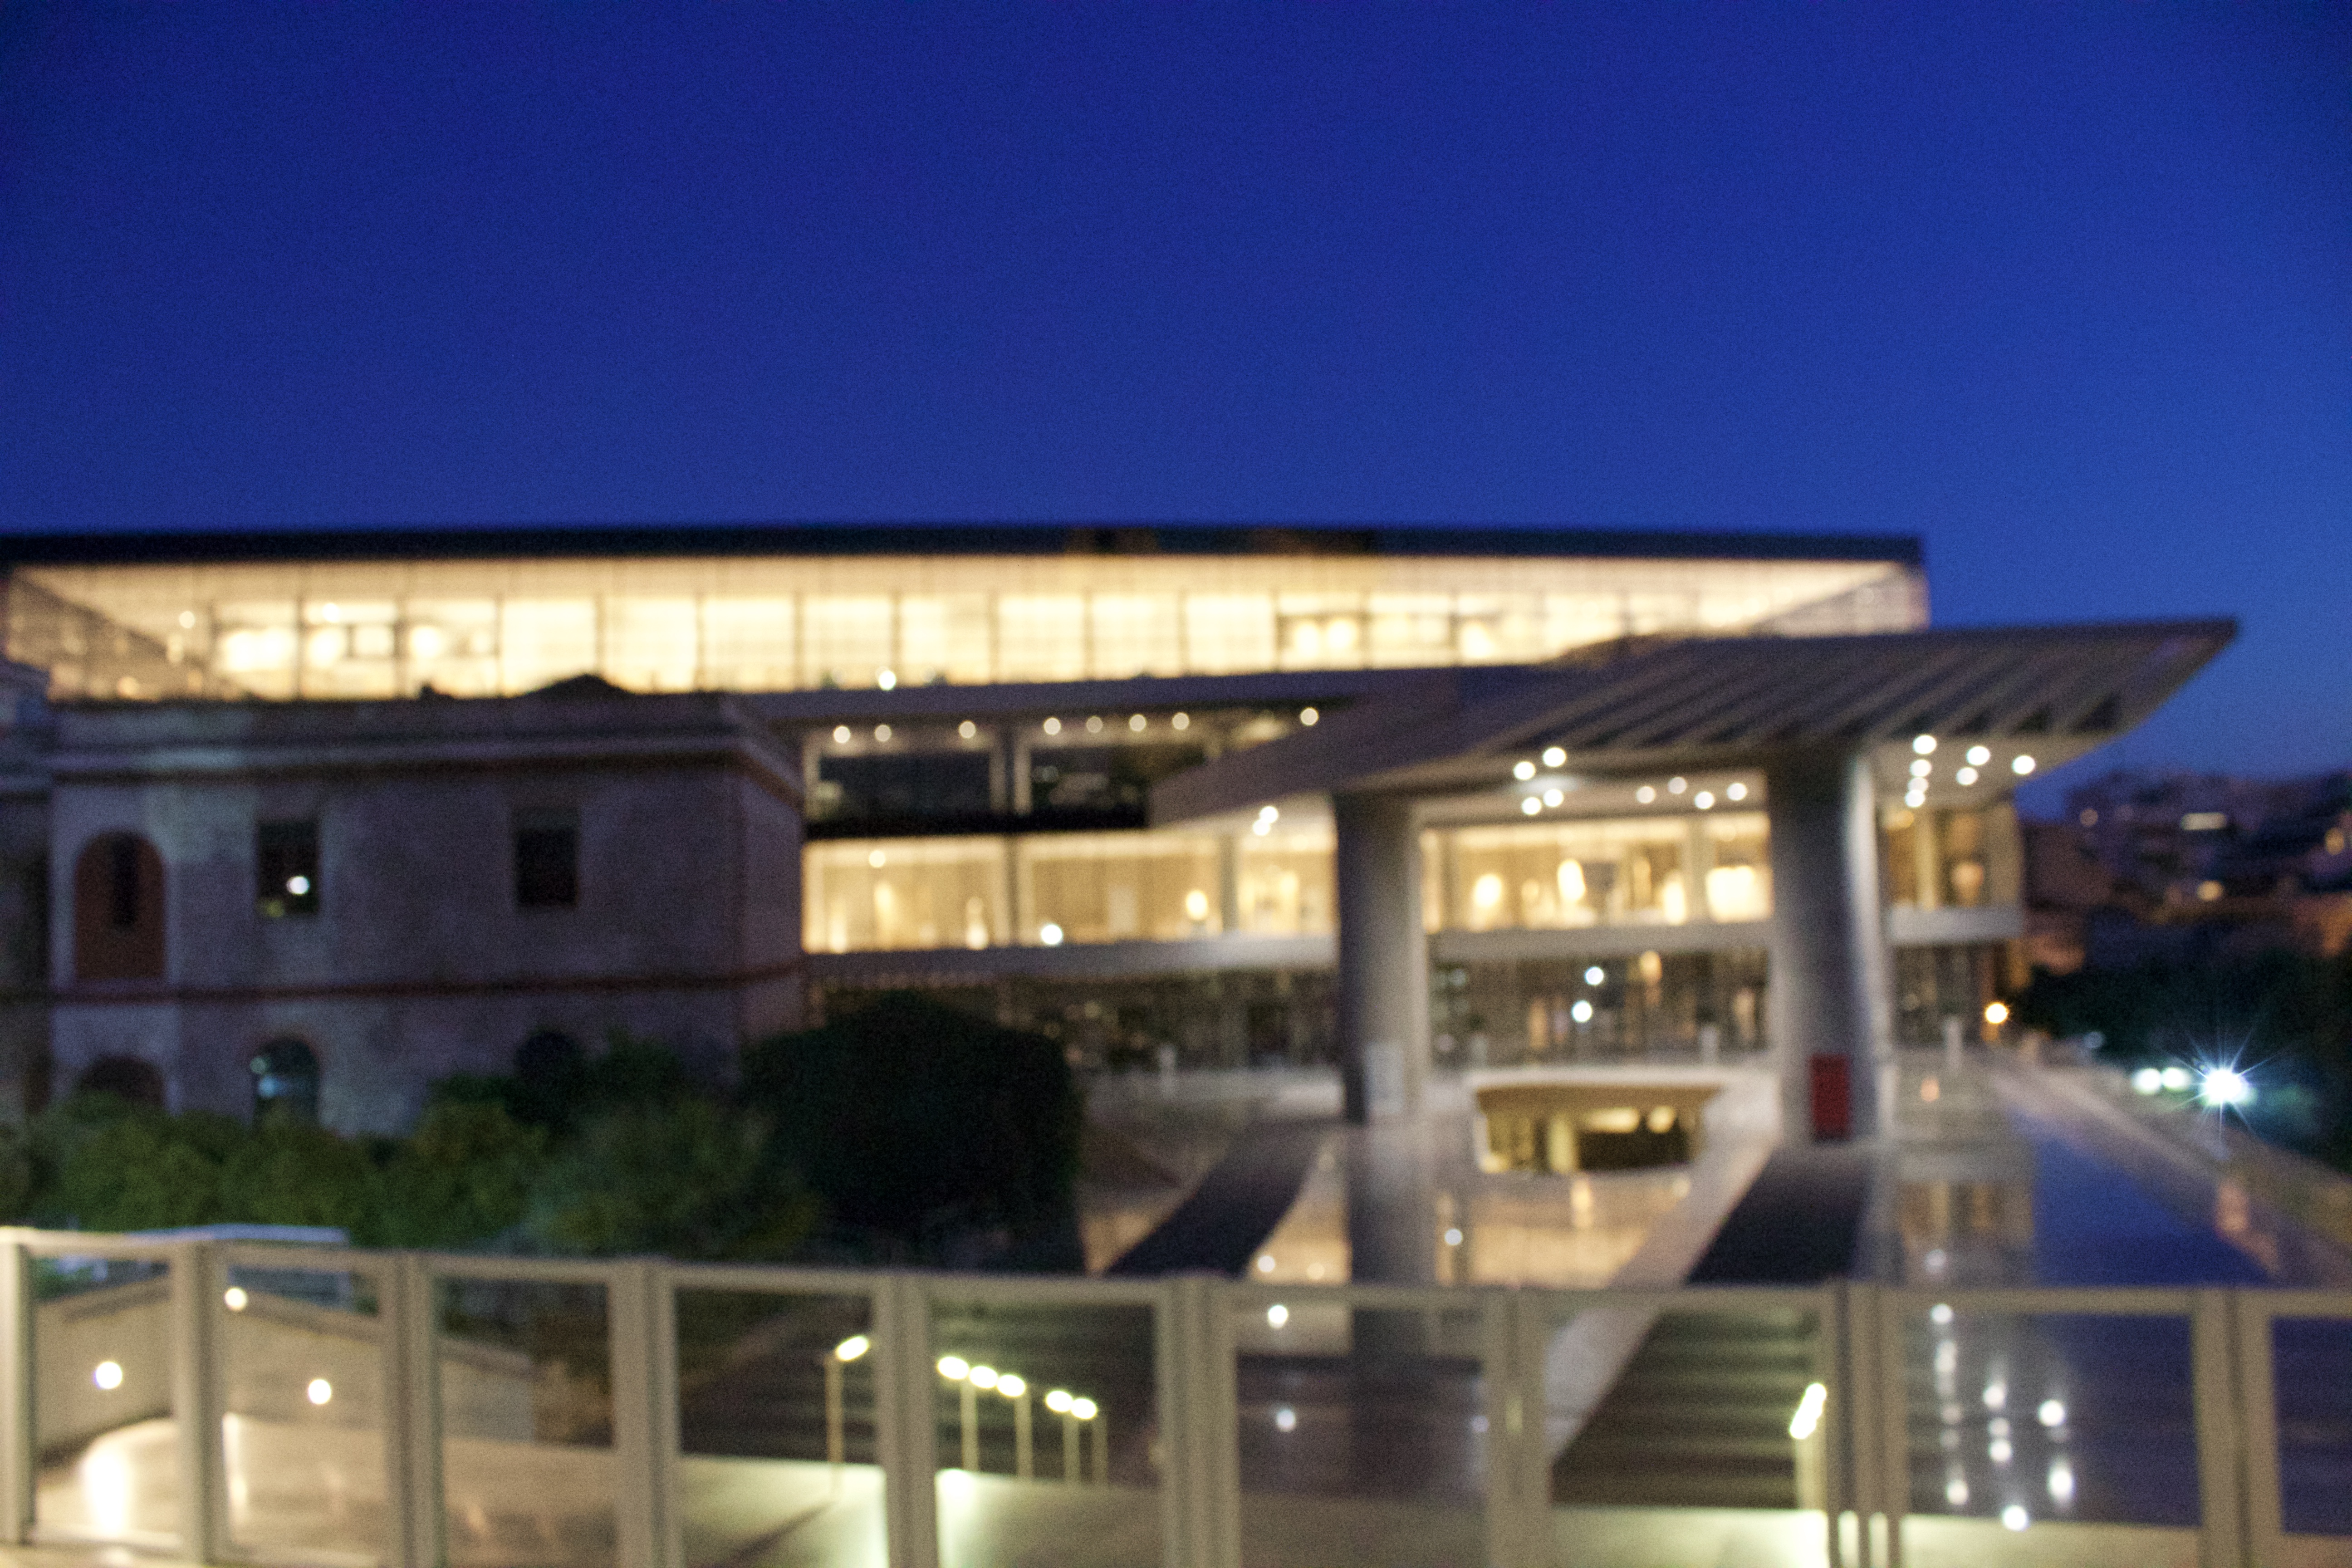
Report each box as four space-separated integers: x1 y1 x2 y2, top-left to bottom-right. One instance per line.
997 596 1088 682
897 594 993 685
251 1038 319 1124
514 808 579 909
804 838 1009 952
1237 827 1335 935
1023 832 1222 945
1430 816 1741 931
804 597 893 688
603 598 698 691
1089 594 1184 678
702 598 797 689
256 820 320 918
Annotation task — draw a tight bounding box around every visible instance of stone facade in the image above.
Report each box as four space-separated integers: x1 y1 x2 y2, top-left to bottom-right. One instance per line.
25 678 801 1132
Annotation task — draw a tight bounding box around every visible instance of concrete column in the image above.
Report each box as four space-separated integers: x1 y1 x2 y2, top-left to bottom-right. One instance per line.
1764 746 1893 1141
1333 791 1429 1124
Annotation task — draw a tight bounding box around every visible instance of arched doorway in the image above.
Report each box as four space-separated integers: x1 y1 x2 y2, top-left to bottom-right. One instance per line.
73 832 165 981
76 1055 165 1108
251 1038 320 1124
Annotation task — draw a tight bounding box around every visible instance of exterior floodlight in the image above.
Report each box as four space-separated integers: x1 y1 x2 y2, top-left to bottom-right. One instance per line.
1913 735 1937 755
1542 746 1566 767
834 1335 871 1362
938 1356 970 1381
2131 1068 2164 1095
969 1365 999 1391
1984 1001 2009 1027
93 1361 123 1391
2199 1067 2253 1108
2001 1505 2030 1532
997 1373 1026 1398
307 1378 334 1406
1967 745 1991 766
2012 755 2036 775
1071 1397 1098 1421
1513 760 1536 780
1298 707 1318 726
1583 965 1604 985
2038 1399 2066 1428
2160 1066 2192 1092
1266 1303 1289 1328
223 1286 250 1311
1045 1390 1073 1413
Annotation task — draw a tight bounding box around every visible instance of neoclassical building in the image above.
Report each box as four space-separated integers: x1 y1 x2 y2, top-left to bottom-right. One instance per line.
0 525 2226 1135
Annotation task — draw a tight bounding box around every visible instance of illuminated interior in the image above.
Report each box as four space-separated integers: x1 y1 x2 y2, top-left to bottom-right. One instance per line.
10 553 1920 700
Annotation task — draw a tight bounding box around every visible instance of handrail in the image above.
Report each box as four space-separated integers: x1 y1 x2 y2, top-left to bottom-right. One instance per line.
0 1228 2342 1568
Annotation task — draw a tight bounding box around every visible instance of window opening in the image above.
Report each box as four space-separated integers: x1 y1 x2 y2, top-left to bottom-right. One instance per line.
515 808 579 908
251 1038 320 1124
257 820 320 917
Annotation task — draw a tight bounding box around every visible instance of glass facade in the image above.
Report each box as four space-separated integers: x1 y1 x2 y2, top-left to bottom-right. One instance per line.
1886 804 2023 909
1423 813 1774 931
10 552 1921 700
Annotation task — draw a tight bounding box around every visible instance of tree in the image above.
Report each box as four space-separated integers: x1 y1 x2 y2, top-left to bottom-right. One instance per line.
741 992 1082 1267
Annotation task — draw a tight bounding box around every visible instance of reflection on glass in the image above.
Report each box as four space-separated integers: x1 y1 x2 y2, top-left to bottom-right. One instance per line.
220 1265 388 1563
929 1299 1158 1568
675 1290 884 1568
437 1277 614 1568
1234 1298 1485 1568
31 1256 178 1548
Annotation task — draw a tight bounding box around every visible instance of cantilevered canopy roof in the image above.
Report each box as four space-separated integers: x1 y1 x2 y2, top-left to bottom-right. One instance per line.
1150 619 2235 823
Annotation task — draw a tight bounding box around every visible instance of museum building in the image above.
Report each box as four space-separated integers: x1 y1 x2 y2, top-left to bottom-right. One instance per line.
0 525 2228 1135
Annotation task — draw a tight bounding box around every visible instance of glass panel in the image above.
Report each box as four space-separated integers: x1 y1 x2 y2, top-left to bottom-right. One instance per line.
804 838 1009 954
1236 827 1333 936
221 1262 389 1563
995 596 1087 683
213 600 299 698
1181 593 1276 675
2274 1316 2352 1543
1548 1305 1829 1568
603 598 699 692
32 1254 178 1548
301 599 402 698
406 598 502 696
1235 1296 1485 1567
701 597 797 690
674 1289 883 1568
1898 1306 2201 1561
1023 833 1222 946
804 597 894 689
930 1298 1158 1568
501 600 597 693
438 1276 614 1568
1088 594 1183 679
899 593 993 686
1434 816 1736 931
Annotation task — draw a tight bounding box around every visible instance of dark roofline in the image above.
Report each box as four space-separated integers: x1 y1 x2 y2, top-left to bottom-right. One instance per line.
0 521 1923 568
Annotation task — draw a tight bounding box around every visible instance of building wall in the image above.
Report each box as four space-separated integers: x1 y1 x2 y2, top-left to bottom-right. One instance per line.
42 699 801 1131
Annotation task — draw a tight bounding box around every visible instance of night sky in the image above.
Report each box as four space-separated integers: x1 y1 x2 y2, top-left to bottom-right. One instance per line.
3 6 2346 793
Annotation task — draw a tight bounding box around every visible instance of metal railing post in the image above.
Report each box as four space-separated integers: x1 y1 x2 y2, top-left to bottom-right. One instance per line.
1482 1288 1549 1568
875 1273 939 1568
383 1252 445 1568
1156 1274 1237 1568
1871 1284 1908 1568
0 1233 31 1545
609 1260 679 1568
2230 1292 2284 1568
1818 1282 1850 1568
168 1239 228 1564
2190 1288 2248 1568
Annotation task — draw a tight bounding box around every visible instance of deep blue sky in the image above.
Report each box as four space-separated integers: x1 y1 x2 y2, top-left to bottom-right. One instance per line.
3 6 2346 792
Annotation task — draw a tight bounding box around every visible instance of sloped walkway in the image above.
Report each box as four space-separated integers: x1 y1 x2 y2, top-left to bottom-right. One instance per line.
1105 1117 1335 1277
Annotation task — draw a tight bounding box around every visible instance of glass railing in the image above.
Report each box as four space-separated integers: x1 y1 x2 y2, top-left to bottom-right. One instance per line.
0 1231 2337 1568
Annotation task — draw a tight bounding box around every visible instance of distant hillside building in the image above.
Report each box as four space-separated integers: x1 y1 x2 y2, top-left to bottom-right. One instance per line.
2025 769 2352 972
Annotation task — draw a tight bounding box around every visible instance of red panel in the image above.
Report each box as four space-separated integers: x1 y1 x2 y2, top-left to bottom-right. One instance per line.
1808 1054 1852 1142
